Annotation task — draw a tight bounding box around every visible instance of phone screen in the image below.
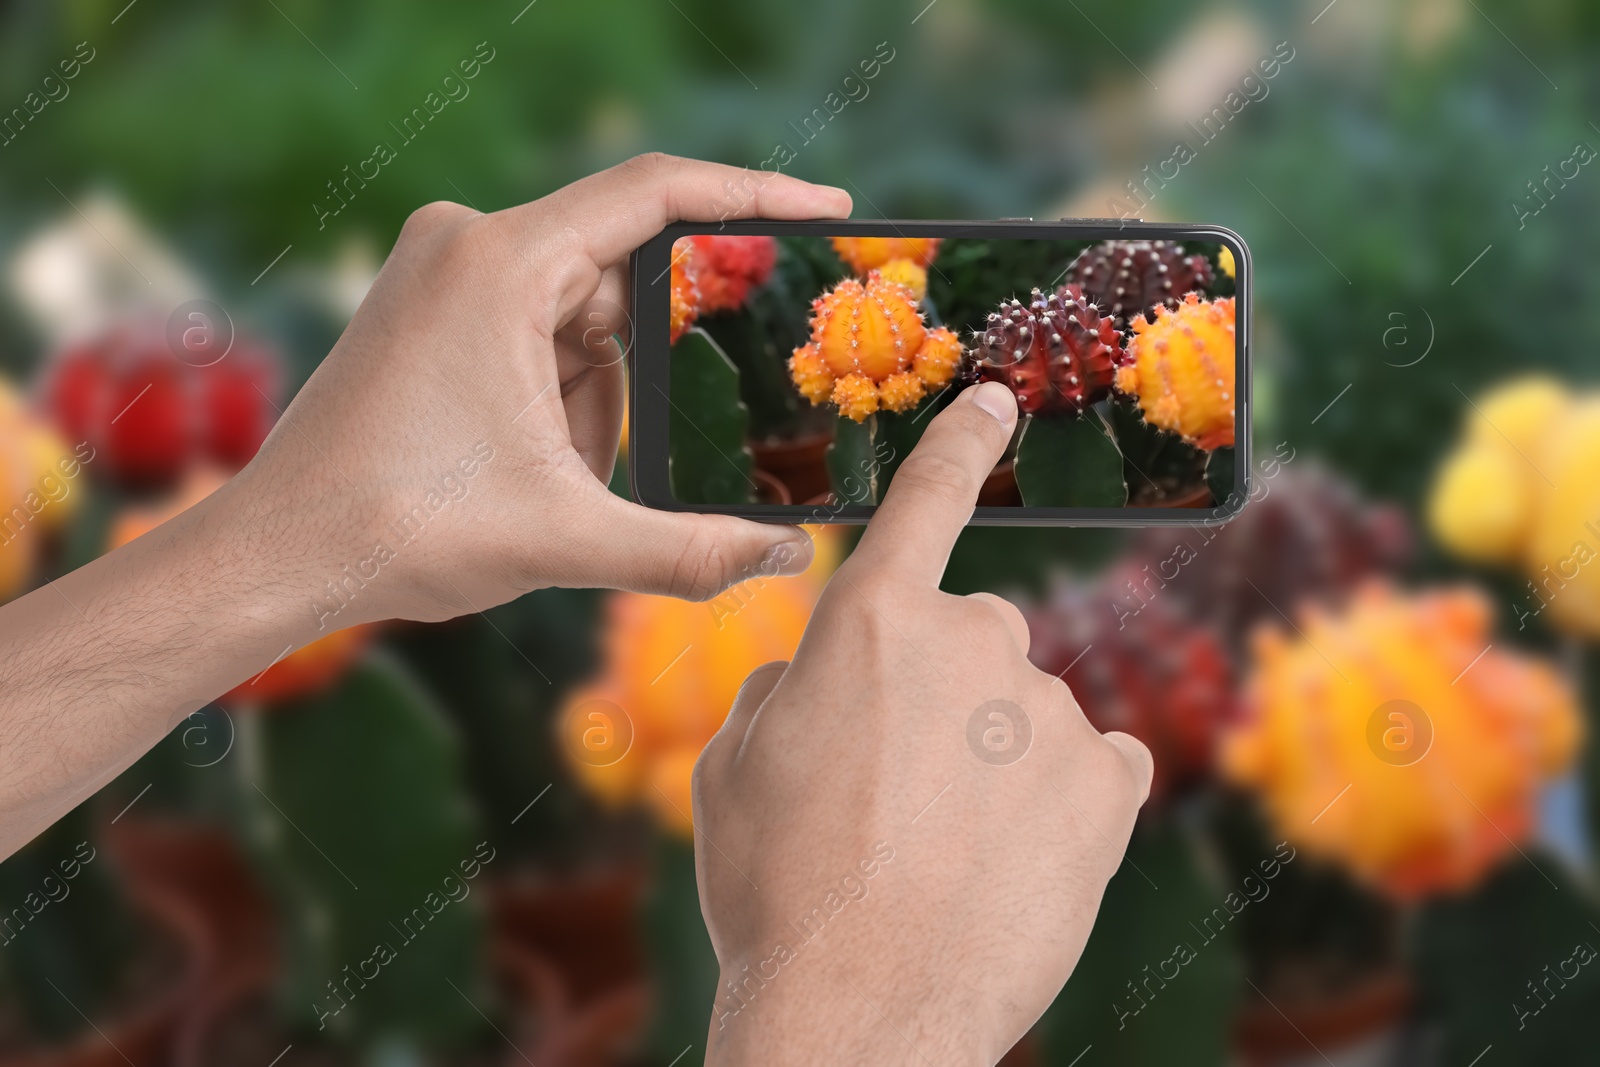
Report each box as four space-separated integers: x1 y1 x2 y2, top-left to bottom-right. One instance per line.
647 227 1245 521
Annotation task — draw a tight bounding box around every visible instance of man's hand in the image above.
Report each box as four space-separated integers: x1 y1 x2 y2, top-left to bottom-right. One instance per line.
0 155 850 854
694 382 1156 1067
238 153 852 619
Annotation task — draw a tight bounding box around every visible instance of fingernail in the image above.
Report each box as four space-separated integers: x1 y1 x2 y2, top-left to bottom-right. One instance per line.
970 381 1017 425
761 536 814 578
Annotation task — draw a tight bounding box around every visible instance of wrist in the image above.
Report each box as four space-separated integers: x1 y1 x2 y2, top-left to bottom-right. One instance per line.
704 957 971 1067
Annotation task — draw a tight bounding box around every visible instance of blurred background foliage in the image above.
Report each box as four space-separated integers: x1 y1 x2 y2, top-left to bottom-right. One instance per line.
2 0 1600 1064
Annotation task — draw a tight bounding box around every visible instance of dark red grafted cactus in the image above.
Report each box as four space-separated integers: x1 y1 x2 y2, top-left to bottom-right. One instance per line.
1064 239 1216 326
976 284 1121 416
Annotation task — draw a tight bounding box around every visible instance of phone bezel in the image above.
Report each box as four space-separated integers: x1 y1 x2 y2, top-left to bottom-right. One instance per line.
628 218 1252 527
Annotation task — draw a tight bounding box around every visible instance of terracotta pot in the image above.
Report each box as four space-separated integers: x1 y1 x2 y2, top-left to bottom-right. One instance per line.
750 430 833 507
752 468 791 506
488 867 651 1067
978 461 1021 507
0 817 278 1067
1233 969 1413 1066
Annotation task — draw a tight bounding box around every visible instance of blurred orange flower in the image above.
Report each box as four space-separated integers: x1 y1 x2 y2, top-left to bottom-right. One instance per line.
220 626 373 708
1222 581 1581 900
557 527 844 836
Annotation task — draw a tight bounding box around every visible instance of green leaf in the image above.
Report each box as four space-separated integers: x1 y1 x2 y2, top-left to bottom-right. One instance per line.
668 328 757 506
1205 446 1236 508
1014 413 1129 507
825 408 935 505
701 239 825 441
1034 820 1239 1065
246 658 485 1045
641 838 721 1063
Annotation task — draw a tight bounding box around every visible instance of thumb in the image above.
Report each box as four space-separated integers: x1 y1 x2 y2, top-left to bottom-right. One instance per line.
567 492 814 600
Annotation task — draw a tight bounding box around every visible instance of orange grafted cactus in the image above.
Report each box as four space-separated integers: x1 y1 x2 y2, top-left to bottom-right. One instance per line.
788 271 962 421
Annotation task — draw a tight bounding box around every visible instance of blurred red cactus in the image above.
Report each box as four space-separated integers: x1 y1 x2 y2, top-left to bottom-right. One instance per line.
687 234 777 312
1124 463 1411 643
1028 575 1239 799
41 324 281 487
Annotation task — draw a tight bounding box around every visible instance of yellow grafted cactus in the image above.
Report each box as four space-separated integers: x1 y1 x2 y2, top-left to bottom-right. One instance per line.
788 271 963 421
1222 581 1582 900
1469 375 1570 456
1525 397 1600 637
1218 246 1236 280
877 257 928 301
1428 441 1533 564
1423 375 1600 639
1426 376 1570 565
831 236 942 275
1116 293 1236 450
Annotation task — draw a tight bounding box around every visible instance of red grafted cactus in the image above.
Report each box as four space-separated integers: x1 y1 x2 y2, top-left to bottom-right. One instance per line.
1064 239 1215 326
975 285 1122 416
686 234 777 312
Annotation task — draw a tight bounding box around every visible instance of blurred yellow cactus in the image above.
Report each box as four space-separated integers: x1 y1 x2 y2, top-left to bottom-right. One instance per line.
1429 375 1600 639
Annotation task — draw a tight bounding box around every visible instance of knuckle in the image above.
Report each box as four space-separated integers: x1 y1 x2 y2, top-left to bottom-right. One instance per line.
890 451 975 506
402 199 470 237
956 599 1018 651
669 529 737 602
618 151 676 180
947 399 1013 448
1095 732 1151 799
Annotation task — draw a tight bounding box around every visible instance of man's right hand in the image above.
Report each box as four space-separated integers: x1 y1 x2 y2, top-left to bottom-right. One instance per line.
694 381 1155 1066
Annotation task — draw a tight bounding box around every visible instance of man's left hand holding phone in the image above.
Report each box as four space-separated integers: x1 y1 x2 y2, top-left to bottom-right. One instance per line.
0 154 1151 1066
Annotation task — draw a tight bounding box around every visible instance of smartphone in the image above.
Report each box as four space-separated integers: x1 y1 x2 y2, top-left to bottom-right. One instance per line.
629 218 1250 526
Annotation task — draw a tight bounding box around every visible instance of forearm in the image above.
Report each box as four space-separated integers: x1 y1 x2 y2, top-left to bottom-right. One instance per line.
0 473 334 855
